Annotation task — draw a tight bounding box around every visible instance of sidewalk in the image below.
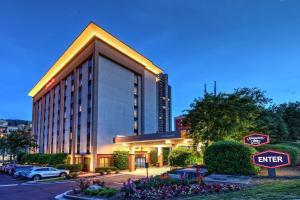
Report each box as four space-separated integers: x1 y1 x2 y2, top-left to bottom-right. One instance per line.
121 166 170 176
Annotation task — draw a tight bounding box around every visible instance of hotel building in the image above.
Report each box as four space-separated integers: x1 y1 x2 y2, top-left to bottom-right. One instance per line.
29 23 191 171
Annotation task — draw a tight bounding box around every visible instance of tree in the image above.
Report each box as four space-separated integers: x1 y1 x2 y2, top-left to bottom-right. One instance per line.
185 88 270 148
6 130 38 160
276 102 300 141
256 107 289 143
0 136 8 161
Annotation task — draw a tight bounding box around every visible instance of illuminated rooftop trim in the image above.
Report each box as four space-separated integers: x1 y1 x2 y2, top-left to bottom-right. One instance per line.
28 22 163 97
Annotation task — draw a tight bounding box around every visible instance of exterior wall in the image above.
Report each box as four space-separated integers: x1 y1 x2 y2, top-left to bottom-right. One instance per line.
143 70 158 133
96 55 135 154
43 93 50 153
51 85 60 153
63 74 72 153
37 100 42 152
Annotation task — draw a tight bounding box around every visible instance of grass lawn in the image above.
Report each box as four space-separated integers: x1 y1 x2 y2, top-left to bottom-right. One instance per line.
185 178 300 200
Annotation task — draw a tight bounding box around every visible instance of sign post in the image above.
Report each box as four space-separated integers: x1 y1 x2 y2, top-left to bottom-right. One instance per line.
252 150 291 177
244 133 291 178
145 162 149 178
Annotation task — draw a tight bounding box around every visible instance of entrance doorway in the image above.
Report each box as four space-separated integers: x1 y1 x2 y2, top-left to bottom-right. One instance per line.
83 157 91 171
135 157 146 168
163 147 171 166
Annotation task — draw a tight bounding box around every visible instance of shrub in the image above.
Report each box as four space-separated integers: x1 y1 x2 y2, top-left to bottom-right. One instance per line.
113 151 128 170
169 147 200 167
56 164 83 172
67 172 79 179
48 153 68 166
17 152 27 164
95 167 117 173
18 153 68 166
204 140 259 175
98 170 105 176
149 150 158 166
37 154 51 165
256 144 299 166
106 169 111 174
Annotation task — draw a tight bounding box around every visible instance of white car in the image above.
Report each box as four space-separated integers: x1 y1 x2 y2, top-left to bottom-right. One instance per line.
23 167 69 181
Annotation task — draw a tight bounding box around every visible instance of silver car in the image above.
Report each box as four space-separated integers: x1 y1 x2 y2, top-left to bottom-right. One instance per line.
23 167 69 181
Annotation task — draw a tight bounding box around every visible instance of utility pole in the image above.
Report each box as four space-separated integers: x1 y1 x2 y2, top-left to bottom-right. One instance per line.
213 81 217 96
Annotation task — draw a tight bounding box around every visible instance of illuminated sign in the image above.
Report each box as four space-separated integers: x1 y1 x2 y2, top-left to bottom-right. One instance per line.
243 133 269 147
45 78 55 89
252 150 291 168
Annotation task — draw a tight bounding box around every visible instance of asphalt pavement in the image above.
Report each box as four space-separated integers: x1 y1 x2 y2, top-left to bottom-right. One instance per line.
0 173 144 200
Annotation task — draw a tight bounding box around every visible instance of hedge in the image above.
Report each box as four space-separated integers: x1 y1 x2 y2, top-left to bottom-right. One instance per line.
204 140 259 175
169 147 200 167
95 167 117 173
113 151 129 170
56 164 83 172
256 144 299 167
18 153 68 166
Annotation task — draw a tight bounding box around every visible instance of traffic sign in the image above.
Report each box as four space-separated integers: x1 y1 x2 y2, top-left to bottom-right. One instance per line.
243 133 269 146
252 150 291 168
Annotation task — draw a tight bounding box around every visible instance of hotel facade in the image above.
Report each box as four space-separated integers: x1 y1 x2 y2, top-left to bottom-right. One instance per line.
29 23 191 171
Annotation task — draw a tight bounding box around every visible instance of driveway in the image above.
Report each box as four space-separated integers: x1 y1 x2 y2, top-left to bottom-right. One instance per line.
0 173 145 200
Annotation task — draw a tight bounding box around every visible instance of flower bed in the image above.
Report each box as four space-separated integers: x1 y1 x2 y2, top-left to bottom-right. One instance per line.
70 175 241 200
121 176 241 199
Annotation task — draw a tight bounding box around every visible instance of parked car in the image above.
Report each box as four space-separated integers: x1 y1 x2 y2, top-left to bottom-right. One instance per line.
22 167 70 181
13 165 33 178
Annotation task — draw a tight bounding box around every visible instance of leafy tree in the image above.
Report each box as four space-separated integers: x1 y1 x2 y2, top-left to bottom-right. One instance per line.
276 102 300 140
256 107 289 143
6 130 38 160
0 136 7 161
185 88 270 148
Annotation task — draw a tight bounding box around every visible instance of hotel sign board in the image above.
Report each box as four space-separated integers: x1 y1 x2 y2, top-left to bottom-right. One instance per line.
243 133 269 147
252 150 291 169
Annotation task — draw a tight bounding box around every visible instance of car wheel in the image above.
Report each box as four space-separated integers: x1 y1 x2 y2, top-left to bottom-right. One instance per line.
59 173 67 178
32 175 41 181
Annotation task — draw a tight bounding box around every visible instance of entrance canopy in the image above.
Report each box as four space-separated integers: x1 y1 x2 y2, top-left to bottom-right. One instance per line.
113 131 192 147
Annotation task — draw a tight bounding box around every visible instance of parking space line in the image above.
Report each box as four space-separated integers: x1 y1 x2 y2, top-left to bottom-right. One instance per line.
0 184 19 187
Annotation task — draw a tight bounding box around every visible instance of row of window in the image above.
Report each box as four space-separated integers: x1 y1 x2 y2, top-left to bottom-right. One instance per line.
34 58 93 155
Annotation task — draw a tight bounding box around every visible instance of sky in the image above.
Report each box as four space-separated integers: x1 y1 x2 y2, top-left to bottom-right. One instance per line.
0 0 300 121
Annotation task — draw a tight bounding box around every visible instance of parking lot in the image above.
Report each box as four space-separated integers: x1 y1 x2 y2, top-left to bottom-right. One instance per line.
0 173 145 200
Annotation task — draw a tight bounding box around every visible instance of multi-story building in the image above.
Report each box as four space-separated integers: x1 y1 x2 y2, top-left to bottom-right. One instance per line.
157 73 172 132
174 115 189 131
29 22 190 171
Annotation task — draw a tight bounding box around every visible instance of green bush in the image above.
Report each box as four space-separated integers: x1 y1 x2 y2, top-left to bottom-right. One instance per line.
84 187 117 197
169 147 200 167
95 167 117 173
149 150 158 166
204 140 259 175
257 144 299 167
113 151 128 170
56 164 83 172
48 153 68 166
18 153 68 166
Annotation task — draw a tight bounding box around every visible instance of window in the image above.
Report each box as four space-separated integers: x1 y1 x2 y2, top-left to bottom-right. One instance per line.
99 157 110 167
133 74 139 135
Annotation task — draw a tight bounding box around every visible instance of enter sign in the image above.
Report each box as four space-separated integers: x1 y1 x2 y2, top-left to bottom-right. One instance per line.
253 150 291 168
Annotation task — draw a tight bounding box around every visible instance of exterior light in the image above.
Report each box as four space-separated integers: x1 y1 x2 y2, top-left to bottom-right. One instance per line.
165 140 171 144
122 143 127 147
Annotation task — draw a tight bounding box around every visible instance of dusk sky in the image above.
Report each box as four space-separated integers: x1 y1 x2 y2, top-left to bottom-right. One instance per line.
1 0 300 122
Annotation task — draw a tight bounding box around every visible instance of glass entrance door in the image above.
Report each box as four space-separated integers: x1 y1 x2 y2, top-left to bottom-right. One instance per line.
135 157 146 168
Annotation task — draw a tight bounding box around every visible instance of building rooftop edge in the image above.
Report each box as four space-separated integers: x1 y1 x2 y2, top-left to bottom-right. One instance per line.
28 22 163 97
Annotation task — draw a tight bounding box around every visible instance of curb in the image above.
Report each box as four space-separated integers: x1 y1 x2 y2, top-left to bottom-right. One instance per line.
55 190 104 200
